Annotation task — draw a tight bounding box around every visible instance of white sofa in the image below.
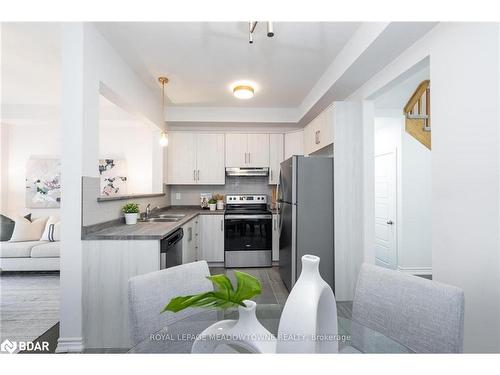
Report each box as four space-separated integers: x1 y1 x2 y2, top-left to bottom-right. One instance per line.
0 240 60 271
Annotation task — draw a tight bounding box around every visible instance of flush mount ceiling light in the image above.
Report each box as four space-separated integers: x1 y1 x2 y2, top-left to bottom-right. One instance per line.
233 85 255 99
158 76 169 147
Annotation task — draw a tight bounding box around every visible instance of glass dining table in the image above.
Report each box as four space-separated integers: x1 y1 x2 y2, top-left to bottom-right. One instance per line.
129 303 413 354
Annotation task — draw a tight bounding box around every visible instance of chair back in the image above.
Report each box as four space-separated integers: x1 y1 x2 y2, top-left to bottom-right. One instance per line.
128 261 213 346
352 263 464 353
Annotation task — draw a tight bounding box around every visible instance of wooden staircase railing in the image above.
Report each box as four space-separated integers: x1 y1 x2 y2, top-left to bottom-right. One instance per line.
404 80 431 150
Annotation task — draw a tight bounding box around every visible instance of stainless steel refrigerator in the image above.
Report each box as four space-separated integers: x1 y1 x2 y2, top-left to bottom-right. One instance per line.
278 155 334 291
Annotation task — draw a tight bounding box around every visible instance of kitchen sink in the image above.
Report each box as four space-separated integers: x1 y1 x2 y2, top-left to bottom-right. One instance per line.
156 213 186 219
142 217 182 223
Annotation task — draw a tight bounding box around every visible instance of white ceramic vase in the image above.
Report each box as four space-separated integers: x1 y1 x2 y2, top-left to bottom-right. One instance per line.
276 254 338 353
209 203 216 211
124 213 138 225
191 300 276 353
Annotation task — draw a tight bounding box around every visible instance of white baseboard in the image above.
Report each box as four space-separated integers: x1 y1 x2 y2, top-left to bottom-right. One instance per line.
55 337 85 353
397 266 432 275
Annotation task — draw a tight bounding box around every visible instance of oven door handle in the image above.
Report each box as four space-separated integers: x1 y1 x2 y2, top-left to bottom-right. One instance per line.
225 214 272 220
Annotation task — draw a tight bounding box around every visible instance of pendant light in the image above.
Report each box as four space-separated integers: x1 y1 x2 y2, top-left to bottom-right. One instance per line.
158 76 169 147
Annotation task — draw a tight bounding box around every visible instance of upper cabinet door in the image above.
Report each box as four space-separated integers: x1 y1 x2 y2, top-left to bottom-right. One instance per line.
196 134 225 185
322 105 334 146
284 130 304 159
247 133 270 167
303 106 334 155
225 133 247 167
269 134 284 184
167 132 197 184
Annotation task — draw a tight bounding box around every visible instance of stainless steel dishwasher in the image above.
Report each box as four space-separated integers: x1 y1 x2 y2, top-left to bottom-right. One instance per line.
160 228 184 269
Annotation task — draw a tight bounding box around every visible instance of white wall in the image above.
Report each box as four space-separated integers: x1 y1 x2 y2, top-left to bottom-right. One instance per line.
1 23 61 219
350 23 500 352
58 23 165 353
333 101 365 301
99 121 155 194
1 123 60 218
400 130 432 272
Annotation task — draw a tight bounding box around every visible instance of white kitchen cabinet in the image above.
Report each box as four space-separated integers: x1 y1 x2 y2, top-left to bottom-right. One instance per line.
182 217 199 263
269 134 284 184
196 134 225 184
225 133 269 168
199 214 224 263
247 133 270 167
272 214 280 262
225 133 247 167
284 130 304 159
167 132 225 185
166 132 197 184
303 105 334 155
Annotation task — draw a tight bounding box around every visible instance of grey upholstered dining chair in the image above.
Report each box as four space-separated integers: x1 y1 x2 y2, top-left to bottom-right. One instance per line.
128 260 214 346
350 263 465 353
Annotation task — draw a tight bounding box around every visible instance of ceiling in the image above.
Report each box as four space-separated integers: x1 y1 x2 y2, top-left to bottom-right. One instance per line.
94 22 361 108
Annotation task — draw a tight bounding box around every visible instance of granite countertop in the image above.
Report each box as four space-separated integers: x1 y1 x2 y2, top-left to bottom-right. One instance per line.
82 206 225 241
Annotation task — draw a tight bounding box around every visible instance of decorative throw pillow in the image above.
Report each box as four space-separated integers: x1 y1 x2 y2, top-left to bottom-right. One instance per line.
9 216 48 242
0 213 32 241
40 215 60 241
47 222 61 242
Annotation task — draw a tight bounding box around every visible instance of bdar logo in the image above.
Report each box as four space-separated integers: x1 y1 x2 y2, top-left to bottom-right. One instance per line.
1 339 17 354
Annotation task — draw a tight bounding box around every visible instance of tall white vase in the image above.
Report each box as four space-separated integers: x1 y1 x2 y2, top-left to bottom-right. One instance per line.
276 254 338 353
191 300 276 353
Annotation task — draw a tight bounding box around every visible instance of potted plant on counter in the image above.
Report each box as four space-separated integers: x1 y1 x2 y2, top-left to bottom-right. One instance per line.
122 203 140 225
214 194 224 210
208 198 217 211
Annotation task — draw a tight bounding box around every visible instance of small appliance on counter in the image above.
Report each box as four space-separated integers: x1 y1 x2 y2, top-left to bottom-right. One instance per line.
224 194 272 268
200 193 212 209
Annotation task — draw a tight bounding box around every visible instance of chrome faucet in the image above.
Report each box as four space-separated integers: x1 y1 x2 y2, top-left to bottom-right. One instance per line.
144 204 160 220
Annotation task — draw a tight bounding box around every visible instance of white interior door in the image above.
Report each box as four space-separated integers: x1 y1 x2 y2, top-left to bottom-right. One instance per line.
374 150 397 269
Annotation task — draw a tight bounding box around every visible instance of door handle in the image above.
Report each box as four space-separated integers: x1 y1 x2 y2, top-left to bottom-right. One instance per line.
386 220 393 225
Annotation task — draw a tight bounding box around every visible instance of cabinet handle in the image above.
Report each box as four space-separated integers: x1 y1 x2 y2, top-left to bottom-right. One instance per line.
245 152 247 164
274 217 277 230
315 130 321 145
193 170 196 181
197 170 200 181
270 170 273 181
221 219 223 231
248 153 251 164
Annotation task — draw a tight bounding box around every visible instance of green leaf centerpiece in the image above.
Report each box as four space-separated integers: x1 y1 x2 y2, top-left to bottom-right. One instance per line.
162 271 262 313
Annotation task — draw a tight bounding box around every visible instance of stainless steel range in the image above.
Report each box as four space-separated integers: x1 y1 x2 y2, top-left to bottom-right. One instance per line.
224 194 273 268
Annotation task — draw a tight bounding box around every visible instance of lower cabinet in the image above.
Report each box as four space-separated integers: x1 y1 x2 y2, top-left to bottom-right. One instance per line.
199 214 224 263
181 217 199 263
272 214 280 262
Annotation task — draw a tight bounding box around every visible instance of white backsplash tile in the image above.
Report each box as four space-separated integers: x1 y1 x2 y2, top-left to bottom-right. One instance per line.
169 176 274 205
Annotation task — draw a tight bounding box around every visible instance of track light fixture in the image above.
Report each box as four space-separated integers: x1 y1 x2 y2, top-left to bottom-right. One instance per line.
248 22 275 44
